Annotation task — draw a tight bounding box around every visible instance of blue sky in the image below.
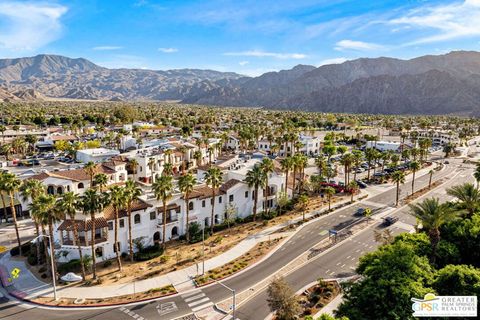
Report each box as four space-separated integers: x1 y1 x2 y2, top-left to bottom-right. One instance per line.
1 0 480 76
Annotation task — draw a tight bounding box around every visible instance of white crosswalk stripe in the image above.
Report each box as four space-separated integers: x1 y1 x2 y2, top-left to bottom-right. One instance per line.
183 289 214 313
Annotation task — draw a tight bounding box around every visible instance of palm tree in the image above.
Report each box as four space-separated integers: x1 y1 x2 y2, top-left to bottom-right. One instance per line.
324 186 335 211
109 186 126 271
340 153 354 186
204 167 223 234
193 150 202 167
446 183 480 216
314 155 327 180
392 170 406 206
178 173 197 241
409 161 421 194
124 180 141 262
84 161 97 187
81 188 109 279
93 173 108 192
129 158 139 181
409 198 458 263
474 163 480 188
260 158 274 214
351 150 363 182
152 174 173 250
348 180 359 202
280 157 294 193
365 148 376 181
1 172 22 254
163 162 173 177
297 194 309 221
178 146 188 174
245 165 266 221
29 196 50 273
58 192 86 280
19 179 45 263
30 194 59 278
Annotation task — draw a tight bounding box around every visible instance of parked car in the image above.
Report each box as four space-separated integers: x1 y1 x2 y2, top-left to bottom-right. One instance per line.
356 180 368 188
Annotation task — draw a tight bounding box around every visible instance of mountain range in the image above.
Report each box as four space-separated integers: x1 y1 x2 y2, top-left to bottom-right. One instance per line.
1 51 480 115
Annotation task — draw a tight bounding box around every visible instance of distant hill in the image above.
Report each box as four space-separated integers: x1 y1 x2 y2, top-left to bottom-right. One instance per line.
0 54 244 101
0 87 45 102
185 51 480 115
2 51 480 115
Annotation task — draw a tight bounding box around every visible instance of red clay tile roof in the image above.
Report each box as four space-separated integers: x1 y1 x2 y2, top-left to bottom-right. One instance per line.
219 179 242 192
103 199 151 220
183 186 225 200
57 217 109 232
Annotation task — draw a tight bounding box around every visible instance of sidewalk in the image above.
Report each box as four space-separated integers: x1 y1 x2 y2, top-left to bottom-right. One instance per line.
0 194 355 300
0 163 440 301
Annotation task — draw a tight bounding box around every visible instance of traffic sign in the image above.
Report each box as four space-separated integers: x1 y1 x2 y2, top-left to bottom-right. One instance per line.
11 268 20 279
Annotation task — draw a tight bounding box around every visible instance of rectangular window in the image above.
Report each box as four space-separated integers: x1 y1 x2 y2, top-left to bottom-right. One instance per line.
150 211 156 220
245 191 248 198
229 194 234 202
108 221 113 231
202 200 206 208
219 196 222 204
119 219 124 228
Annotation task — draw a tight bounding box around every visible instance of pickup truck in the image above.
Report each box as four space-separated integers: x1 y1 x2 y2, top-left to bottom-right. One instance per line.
382 216 399 226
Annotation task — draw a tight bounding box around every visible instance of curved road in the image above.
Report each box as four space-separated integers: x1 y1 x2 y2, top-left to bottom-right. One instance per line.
0 161 465 320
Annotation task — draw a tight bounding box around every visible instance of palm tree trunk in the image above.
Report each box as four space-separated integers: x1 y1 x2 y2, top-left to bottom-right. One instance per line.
429 171 433 188
210 189 215 235
128 207 133 262
48 218 57 280
162 202 167 250
41 225 49 272
90 212 97 279
396 182 400 206
265 176 269 215
1 192 7 223
292 167 297 195
411 170 416 194
253 186 258 221
284 169 289 194
71 218 86 281
34 220 41 264
9 191 22 255
114 207 122 271
185 197 190 242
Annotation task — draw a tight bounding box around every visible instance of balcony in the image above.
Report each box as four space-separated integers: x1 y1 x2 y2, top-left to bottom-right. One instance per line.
62 236 108 246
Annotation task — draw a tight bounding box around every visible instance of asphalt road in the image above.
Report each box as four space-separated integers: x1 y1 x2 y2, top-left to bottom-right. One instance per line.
0 160 468 320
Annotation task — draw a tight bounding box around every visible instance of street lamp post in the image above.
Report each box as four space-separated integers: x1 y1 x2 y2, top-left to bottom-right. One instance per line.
201 220 205 275
214 280 236 319
32 234 57 301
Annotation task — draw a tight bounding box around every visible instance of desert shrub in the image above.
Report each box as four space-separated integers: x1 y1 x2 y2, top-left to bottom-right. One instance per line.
103 260 112 268
27 254 38 266
10 242 32 257
134 244 164 261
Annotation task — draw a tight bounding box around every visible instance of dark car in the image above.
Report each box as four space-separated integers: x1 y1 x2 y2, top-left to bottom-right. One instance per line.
354 208 366 216
355 180 367 189
382 216 399 226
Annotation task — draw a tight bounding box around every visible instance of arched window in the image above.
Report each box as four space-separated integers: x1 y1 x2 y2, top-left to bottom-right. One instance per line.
57 187 63 195
134 214 141 224
189 201 194 210
78 182 84 189
153 231 160 243
171 226 178 237
47 185 54 195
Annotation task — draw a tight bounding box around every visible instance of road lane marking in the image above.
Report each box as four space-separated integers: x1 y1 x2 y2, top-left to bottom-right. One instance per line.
191 302 214 312
188 297 210 307
185 293 205 302
181 290 202 298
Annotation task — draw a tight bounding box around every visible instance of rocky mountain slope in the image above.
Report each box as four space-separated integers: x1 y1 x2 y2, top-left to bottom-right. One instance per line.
185 51 480 115
0 54 243 101
2 51 480 115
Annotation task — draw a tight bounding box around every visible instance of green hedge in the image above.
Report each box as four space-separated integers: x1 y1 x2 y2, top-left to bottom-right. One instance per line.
134 244 164 261
10 242 32 257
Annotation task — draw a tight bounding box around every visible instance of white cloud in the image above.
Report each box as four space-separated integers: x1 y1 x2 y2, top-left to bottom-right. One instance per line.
318 57 349 66
92 46 123 51
239 60 249 66
335 40 383 51
158 47 178 53
390 0 480 45
224 50 307 59
0 1 67 51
